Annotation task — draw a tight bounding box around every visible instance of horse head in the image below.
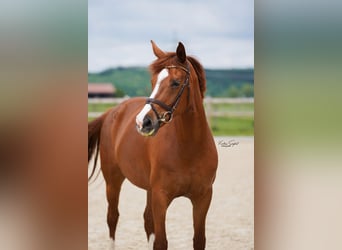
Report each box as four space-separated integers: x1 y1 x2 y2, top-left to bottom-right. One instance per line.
136 41 194 137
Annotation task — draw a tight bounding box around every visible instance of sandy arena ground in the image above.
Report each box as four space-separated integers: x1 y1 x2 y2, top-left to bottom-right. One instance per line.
88 136 254 250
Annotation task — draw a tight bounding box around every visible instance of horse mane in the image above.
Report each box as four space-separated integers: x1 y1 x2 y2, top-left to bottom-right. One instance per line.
149 53 206 98
187 56 206 98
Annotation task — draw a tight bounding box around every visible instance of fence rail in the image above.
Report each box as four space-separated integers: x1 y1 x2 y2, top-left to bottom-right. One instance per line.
88 97 254 118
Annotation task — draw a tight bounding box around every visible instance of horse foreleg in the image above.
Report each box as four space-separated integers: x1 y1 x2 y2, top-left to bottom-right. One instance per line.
191 187 213 250
144 190 154 242
151 189 171 250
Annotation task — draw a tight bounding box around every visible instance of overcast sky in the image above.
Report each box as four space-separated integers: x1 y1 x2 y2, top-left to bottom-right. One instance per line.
88 0 254 72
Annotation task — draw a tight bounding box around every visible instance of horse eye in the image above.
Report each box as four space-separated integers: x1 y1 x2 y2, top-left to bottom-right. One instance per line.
171 80 180 88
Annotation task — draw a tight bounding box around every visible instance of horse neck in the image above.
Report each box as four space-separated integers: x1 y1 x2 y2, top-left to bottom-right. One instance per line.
175 85 209 142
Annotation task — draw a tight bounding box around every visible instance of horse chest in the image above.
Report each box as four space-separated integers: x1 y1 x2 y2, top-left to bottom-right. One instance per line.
150 151 217 197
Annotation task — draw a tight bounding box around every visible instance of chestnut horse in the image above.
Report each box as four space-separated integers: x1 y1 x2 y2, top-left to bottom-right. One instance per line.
88 41 218 250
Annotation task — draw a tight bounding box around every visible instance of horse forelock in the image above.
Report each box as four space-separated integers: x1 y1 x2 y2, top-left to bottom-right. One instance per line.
149 53 206 99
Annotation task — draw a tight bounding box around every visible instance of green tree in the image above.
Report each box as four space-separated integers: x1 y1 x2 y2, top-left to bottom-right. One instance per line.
241 83 254 97
226 85 241 97
115 88 125 97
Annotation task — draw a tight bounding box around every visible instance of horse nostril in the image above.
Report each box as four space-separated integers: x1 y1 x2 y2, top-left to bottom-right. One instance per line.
142 116 153 129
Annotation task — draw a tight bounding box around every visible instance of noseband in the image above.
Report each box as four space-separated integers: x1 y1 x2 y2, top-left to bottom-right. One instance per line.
146 64 190 124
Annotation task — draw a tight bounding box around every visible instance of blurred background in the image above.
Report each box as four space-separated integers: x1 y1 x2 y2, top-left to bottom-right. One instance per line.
255 1 342 249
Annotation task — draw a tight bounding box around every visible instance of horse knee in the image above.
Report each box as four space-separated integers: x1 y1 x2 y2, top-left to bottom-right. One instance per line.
144 207 153 223
107 207 119 224
109 207 119 215
153 238 168 250
143 208 149 220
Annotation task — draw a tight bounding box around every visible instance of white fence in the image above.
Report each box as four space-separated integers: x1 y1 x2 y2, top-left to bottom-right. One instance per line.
88 97 254 118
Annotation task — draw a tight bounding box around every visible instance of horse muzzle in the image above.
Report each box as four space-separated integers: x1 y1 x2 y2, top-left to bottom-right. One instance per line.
136 115 160 137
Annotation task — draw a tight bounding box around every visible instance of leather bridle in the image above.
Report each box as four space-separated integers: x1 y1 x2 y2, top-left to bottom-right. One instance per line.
146 64 190 124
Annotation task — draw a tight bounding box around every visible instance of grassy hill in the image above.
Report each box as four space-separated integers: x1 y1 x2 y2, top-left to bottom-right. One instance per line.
88 67 254 97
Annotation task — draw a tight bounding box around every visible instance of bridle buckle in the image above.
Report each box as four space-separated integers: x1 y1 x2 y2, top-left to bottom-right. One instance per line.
160 111 173 123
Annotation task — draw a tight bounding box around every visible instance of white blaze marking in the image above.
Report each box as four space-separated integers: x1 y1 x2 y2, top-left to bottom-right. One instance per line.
148 233 155 250
136 69 169 128
150 68 169 98
136 105 151 128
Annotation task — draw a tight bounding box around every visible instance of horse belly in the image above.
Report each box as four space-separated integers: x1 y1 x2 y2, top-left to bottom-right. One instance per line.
119 159 150 190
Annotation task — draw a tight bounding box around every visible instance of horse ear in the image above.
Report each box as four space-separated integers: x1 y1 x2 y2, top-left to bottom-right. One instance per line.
176 42 187 63
151 40 166 58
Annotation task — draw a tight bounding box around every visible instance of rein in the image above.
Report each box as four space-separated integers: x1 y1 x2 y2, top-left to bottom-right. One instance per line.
146 64 190 124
